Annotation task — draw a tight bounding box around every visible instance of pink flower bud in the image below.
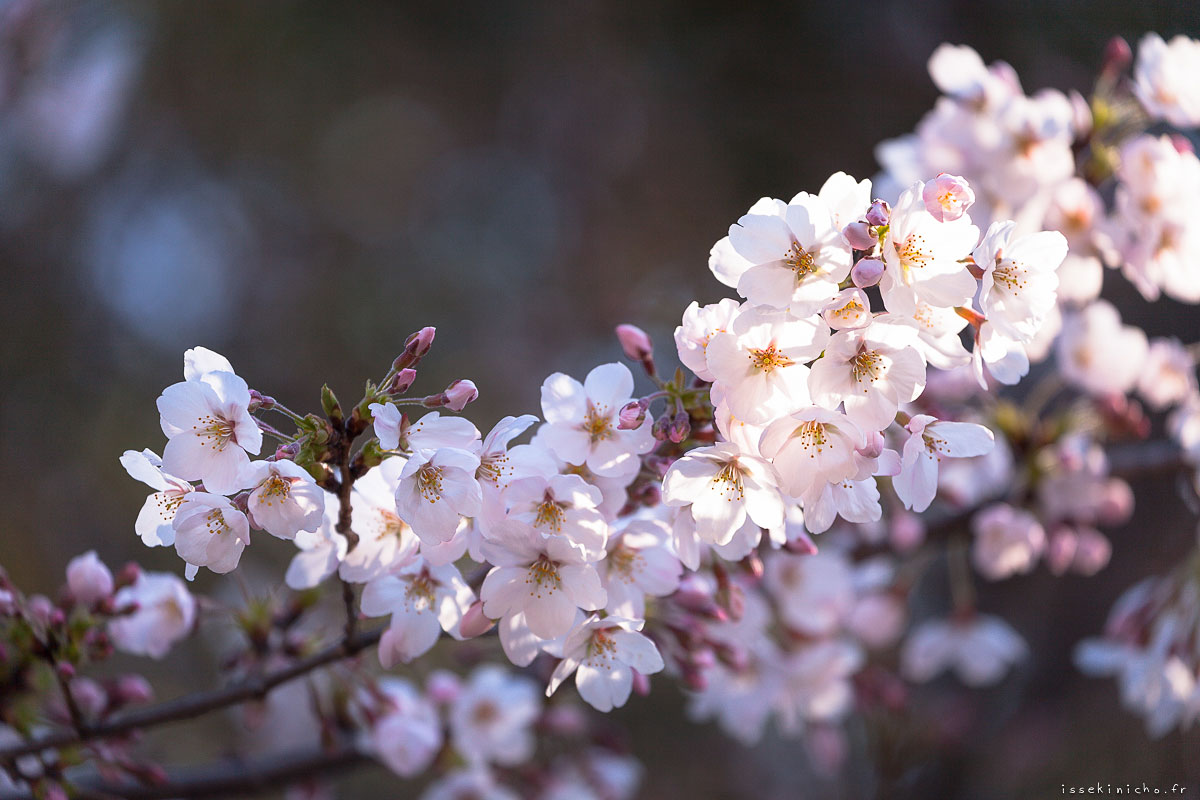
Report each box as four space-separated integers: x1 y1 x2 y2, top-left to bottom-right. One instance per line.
1072 527 1111 576
890 511 925 552
111 674 154 706
274 443 300 461
651 414 670 441
70 677 107 717
393 327 436 370
28 595 54 626
459 600 495 638
1045 527 1078 575
1097 479 1134 525
443 379 478 412
617 400 648 430
247 390 275 411
56 662 76 679
1102 36 1132 77
922 173 975 222
668 410 691 443
631 670 651 697
865 199 890 227
842 221 876 250
67 551 114 606
1170 134 1194 155
425 670 462 704
784 530 819 555
116 562 141 589
615 324 653 361
851 257 885 288
389 368 417 395
857 430 886 460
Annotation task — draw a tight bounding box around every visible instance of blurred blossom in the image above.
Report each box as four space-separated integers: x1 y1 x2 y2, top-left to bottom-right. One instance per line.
82 156 254 350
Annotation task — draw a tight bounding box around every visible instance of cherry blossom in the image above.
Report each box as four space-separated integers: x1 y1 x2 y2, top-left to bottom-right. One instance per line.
808 325 926 431
674 298 741 382
1134 33 1200 128
661 441 785 547
66 551 113 605
395 448 482 546
894 415 995 512
546 616 664 712
538 363 654 479
973 220 1066 342
157 369 262 495
108 571 196 658
242 459 325 540
971 503 1046 579
1056 300 1148 396
706 307 829 424
598 516 682 618
171 492 251 575
120 449 194 547
901 615 1026 686
369 678 442 778
361 558 475 666
479 521 606 640
448 666 540 767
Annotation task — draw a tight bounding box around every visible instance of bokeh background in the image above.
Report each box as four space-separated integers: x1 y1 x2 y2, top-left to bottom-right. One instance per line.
2 1 1200 797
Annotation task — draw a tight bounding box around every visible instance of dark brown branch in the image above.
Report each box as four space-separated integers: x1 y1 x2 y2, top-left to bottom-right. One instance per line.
0 627 383 765
0 744 369 800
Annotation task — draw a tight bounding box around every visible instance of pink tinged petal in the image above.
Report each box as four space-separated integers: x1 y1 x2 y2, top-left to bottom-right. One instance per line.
737 262 801 309
661 452 721 505
929 421 994 457
672 512 701 571
524 586 578 639
480 566 531 620
539 424 590 466
157 380 219 437
379 611 442 667
183 346 234 381
583 363 635 412
546 653 583 697
611 630 665 674
729 213 796 265
499 612 541 667
135 492 179 547
576 661 633 712
231 414 263 456
121 450 172 491
361 575 411 617
558 564 607 611
541 373 587 424
894 436 939 512
586 438 637 479
285 541 339 589
199 369 251 409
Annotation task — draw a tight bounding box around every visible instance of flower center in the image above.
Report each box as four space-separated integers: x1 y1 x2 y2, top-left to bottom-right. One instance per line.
471 700 500 725
830 298 865 322
991 262 1026 293
609 544 642 580
194 414 236 451
477 452 509 487
405 572 437 608
260 475 291 505
712 461 746 501
583 401 614 443
204 508 230 536
922 431 949 458
793 420 828 454
587 628 618 662
784 241 817 277
526 554 563 596
374 510 408 541
850 349 884 385
534 499 567 533
748 344 794 373
417 465 444 503
897 234 931 276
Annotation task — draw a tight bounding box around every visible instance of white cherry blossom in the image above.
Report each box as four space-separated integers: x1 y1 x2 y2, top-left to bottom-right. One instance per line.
759 407 864 499
971 503 1046 580
1056 300 1148 396
448 666 541 767
480 521 606 640
361 558 474 666
674 298 741 382
894 415 995 512
661 441 785 547
108 571 196 658
598 516 682 618
395 447 482 546
901 615 1026 686
705 307 829 424
546 616 664 712
808 325 926 431
973 220 1066 342
1134 33 1200 128
172 492 250 575
120 448 194 547
157 370 262 495
242 459 325 540
370 678 442 778
538 363 654 479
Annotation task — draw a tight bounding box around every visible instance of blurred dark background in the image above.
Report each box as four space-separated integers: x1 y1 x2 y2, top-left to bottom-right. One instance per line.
1 1 1199 797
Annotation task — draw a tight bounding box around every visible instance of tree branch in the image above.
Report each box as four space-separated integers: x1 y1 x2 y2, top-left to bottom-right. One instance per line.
0 744 369 800
0 628 383 765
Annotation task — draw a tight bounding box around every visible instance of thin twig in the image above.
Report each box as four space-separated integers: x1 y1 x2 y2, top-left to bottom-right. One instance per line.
0 744 369 800
0 628 383 765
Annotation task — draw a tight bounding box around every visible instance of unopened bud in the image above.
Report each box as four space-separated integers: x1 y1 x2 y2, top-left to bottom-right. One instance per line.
111 674 154 706
56 662 76 679
651 414 671 441
444 380 478 412
1045 526 1078 576
842 221 877 250
389 368 417 395
668 410 691 443
615 323 656 377
922 173 975 222
1073 527 1112 575
889 511 925 552
247 390 275 412
851 257 885 288
1102 36 1132 78
70 677 107 717
425 670 462 704
116 562 141 589
631 670 651 697
320 384 343 424
275 442 300 461
617 400 648 430
865 199 890 227
393 326 436 371
1170 134 1194 155
459 601 495 638
857 430 886 460
66 551 114 606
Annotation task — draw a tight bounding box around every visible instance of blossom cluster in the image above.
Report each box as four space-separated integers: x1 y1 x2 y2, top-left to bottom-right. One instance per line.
3 32 1200 798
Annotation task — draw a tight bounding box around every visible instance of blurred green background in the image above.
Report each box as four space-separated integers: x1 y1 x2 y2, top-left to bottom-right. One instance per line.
1 1 1199 797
